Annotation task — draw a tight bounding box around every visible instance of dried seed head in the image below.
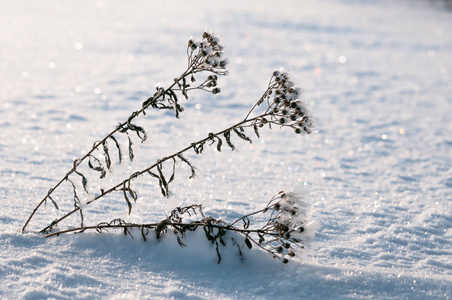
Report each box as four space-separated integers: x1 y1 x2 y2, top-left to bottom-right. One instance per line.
208 75 218 81
280 118 287 125
282 258 289 264
284 243 290 249
212 88 221 94
277 246 283 253
219 60 227 68
274 97 281 104
290 115 297 121
295 128 302 134
298 227 304 232
273 70 280 77
282 109 289 115
288 251 295 257
188 39 197 50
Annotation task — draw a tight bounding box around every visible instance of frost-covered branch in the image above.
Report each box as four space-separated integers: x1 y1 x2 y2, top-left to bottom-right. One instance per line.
45 192 317 264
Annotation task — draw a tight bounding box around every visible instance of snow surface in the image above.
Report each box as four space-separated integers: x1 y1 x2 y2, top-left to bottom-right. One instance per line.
1 0 451 299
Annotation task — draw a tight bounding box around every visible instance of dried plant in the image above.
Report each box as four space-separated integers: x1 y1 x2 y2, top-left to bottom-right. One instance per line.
22 32 316 264
45 191 317 264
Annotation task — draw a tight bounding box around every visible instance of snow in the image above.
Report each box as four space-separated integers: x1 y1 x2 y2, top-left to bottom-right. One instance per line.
1 0 451 298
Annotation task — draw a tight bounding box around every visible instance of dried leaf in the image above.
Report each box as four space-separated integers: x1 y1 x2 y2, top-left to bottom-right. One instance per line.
168 158 176 184
233 127 252 143
245 237 252 249
102 140 111 169
109 135 122 164
157 162 169 197
177 154 196 179
127 122 147 142
128 136 134 162
122 182 133 215
224 130 235 150
253 123 260 138
216 137 223 152
148 170 167 197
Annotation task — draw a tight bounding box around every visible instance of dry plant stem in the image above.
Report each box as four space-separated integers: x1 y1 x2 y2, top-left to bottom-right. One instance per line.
43 222 274 238
38 113 272 234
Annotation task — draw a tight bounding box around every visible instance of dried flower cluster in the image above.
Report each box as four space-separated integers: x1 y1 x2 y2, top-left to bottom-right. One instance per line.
247 70 314 136
188 31 229 76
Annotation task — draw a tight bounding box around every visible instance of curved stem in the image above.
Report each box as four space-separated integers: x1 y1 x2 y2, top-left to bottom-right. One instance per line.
44 221 278 238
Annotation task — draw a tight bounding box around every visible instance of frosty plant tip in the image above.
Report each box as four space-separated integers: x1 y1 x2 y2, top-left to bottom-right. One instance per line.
22 31 316 264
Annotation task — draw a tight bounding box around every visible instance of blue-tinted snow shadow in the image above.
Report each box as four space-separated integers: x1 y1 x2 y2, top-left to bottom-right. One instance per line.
52 231 452 299
1 228 451 299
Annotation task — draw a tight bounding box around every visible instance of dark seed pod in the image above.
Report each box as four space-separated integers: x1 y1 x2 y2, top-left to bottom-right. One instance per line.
290 115 297 121
284 243 290 249
288 251 295 257
212 88 221 94
277 246 283 253
298 227 304 232
295 128 302 134
282 258 289 264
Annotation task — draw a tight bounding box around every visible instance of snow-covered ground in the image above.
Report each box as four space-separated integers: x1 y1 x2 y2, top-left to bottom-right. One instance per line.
1 0 451 299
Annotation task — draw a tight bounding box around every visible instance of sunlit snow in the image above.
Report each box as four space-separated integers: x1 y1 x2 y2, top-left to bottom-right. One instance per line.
0 0 451 299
